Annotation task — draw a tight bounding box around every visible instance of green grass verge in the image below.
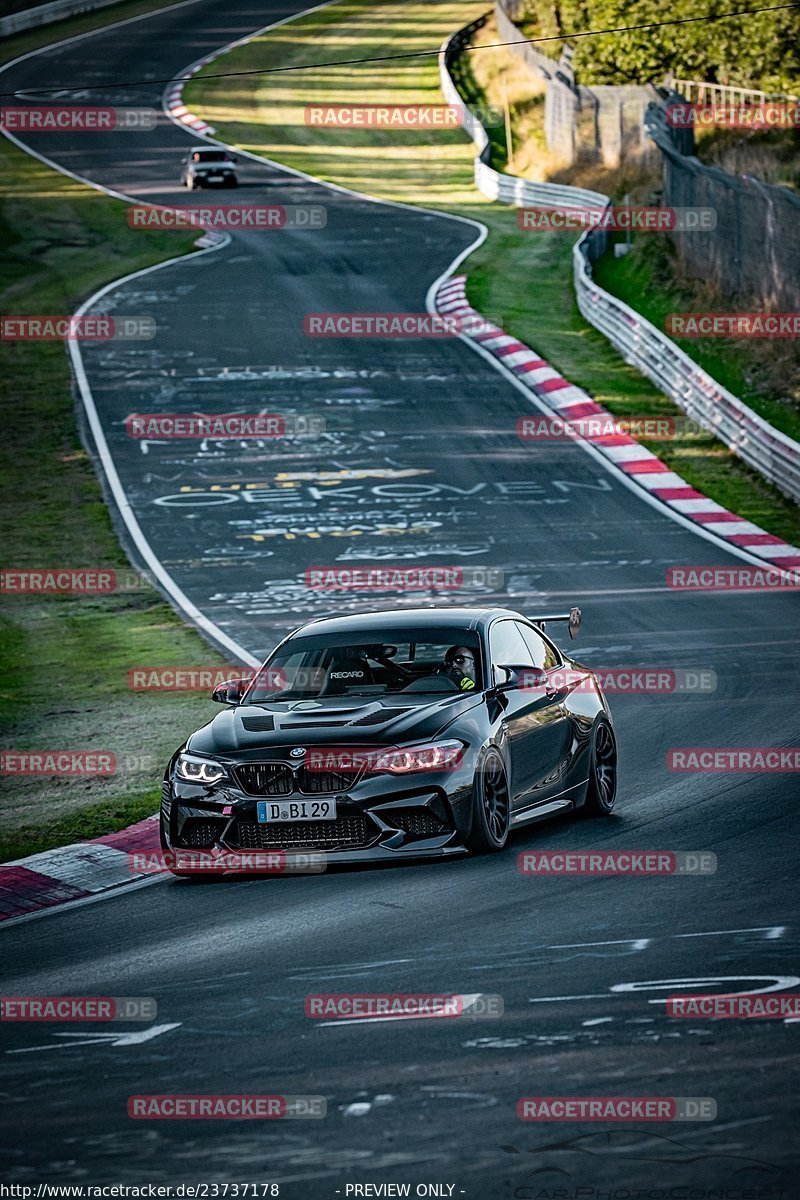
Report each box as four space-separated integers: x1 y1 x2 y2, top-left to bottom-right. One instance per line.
185 0 800 546
0 4 233 862
593 237 800 444
693 125 800 194
0 790 161 864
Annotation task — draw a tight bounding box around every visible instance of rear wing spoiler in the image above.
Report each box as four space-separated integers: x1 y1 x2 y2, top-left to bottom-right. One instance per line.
532 606 581 640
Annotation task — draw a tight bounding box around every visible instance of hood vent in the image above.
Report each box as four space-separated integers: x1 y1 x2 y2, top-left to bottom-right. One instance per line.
240 715 275 732
279 718 352 729
349 708 408 726
241 706 415 732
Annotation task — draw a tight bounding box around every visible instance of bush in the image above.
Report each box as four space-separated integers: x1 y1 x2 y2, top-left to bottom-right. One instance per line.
521 0 799 92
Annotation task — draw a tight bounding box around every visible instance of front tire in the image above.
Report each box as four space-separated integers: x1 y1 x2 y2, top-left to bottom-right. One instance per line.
584 718 617 815
467 749 511 852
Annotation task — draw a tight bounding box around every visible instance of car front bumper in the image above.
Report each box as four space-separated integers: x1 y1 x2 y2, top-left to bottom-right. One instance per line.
160 765 475 868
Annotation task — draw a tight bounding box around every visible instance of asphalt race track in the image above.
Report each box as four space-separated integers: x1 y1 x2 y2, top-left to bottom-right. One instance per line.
1 1 799 1194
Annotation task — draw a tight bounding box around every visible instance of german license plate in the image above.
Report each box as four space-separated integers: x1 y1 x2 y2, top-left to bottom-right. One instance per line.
257 799 337 823
207 175 223 182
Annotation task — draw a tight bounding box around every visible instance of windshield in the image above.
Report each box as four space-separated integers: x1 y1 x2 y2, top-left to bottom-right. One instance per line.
192 151 230 163
245 627 483 702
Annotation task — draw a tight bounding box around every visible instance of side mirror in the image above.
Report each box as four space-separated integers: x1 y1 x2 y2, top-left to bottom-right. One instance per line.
520 667 548 690
230 155 238 163
568 606 581 640
180 157 187 164
497 664 546 691
497 666 557 695
212 677 247 705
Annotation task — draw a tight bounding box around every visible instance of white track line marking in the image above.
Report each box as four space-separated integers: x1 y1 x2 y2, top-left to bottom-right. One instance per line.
0 2 257 666
550 938 651 950
318 994 486 1026
8 1023 181 1052
675 926 787 939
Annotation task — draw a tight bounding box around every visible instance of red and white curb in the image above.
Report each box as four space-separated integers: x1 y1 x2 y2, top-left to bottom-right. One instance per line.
165 57 217 136
161 3 342 146
0 817 165 924
436 276 800 568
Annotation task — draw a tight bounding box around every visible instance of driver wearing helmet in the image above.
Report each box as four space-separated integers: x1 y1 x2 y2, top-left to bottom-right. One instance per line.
441 645 477 691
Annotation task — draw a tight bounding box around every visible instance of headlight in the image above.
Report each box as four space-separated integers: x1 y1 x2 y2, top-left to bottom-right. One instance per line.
371 740 465 774
175 752 226 785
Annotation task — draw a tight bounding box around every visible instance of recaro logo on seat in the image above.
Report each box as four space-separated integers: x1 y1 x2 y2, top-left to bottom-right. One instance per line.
329 670 364 679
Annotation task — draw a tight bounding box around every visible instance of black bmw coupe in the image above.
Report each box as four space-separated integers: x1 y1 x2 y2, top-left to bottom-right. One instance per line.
160 606 617 872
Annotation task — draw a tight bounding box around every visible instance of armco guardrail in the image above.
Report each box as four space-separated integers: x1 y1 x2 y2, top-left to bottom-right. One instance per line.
439 19 800 506
0 0 122 37
573 230 800 504
439 19 607 211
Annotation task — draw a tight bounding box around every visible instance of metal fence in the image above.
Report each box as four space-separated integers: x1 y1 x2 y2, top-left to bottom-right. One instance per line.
669 77 799 107
646 100 800 311
497 5 800 314
440 21 800 506
495 1 660 168
494 1 576 163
